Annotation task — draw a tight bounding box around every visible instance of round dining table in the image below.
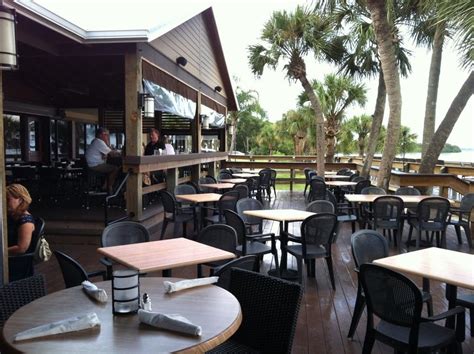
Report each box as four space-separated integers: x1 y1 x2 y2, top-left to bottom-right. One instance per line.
2 277 242 353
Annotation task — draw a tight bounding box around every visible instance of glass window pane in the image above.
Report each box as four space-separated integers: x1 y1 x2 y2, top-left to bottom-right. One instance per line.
76 123 85 155
28 119 40 152
4 114 21 161
57 120 70 157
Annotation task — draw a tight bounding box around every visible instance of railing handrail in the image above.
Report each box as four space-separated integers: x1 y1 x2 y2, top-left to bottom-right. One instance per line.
105 170 132 226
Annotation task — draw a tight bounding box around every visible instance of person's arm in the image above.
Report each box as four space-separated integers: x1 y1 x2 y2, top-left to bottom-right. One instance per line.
8 222 34 255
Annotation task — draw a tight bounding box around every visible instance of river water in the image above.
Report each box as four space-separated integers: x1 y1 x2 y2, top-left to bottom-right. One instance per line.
398 149 474 164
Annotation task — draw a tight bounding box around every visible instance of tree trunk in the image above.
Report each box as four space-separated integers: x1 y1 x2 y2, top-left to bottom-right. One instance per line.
422 22 445 158
228 114 238 154
367 0 402 191
325 118 337 163
358 136 365 157
361 70 386 178
419 71 474 173
299 75 326 176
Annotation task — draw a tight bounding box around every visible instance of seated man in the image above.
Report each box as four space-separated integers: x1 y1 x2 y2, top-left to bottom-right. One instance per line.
144 128 166 183
85 127 120 193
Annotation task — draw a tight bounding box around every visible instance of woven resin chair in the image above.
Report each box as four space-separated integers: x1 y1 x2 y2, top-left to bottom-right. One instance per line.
214 255 258 291
54 250 106 288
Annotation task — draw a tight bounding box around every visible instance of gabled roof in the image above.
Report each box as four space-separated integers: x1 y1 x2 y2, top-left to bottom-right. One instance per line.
8 0 211 43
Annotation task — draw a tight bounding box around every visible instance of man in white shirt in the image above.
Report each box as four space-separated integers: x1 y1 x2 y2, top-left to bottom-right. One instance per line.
85 128 119 193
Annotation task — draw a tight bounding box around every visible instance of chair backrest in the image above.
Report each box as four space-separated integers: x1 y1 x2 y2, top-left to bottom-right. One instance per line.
355 179 371 193
301 213 338 256
361 186 386 195
246 176 259 197
360 263 422 328
308 179 327 201
268 169 277 185
54 250 89 288
214 255 258 291
232 184 249 200
351 229 389 268
219 171 233 180
307 170 317 182
372 196 404 227
228 268 303 353
310 175 325 182
236 197 264 229
199 176 216 193
223 209 247 247
352 175 366 183
229 167 242 174
159 190 176 214
304 168 313 182
174 184 196 196
196 224 237 254
0 274 46 327
258 169 271 187
101 221 150 247
337 168 351 175
29 217 46 254
217 191 239 217
417 197 450 227
186 181 201 194
306 200 335 214
324 190 338 211
395 186 421 195
460 193 474 212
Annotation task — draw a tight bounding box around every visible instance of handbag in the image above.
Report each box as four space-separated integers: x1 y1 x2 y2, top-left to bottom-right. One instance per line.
143 172 151 186
34 235 52 262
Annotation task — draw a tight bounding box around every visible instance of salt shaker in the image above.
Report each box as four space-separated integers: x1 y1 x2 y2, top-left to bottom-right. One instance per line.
142 293 152 311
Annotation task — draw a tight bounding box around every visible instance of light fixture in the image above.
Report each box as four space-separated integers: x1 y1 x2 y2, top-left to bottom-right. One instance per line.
214 85 222 93
227 123 234 135
0 5 18 70
200 114 210 129
176 56 187 66
112 269 140 315
138 92 155 118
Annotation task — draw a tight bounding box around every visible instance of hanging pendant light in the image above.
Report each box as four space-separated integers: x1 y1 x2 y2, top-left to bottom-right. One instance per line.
0 5 18 70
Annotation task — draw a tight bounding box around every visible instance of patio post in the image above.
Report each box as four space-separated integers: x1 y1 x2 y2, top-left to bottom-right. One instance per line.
124 50 143 220
0 70 7 284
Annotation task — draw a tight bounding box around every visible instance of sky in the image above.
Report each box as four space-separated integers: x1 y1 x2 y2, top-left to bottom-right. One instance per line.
35 0 474 149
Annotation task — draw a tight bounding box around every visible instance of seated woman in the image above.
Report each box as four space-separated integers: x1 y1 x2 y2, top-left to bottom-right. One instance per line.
7 184 35 282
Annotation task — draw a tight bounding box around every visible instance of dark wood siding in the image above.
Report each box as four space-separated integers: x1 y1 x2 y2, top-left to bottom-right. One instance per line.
150 13 227 98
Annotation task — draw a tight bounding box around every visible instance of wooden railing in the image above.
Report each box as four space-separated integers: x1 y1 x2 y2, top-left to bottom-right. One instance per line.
123 152 228 219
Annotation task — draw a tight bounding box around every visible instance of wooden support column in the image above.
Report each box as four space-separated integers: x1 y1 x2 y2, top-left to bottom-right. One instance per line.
166 168 178 192
191 92 202 179
124 50 143 220
0 70 8 284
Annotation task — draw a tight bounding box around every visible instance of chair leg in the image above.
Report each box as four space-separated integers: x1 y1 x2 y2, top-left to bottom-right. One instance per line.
160 219 168 240
469 307 474 337
407 225 414 249
362 330 375 354
325 256 336 290
461 224 473 248
197 264 203 278
348 285 366 338
182 222 187 238
296 258 303 284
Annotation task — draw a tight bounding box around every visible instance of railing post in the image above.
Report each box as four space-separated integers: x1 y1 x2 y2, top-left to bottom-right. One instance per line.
166 168 178 192
208 161 216 178
290 169 294 192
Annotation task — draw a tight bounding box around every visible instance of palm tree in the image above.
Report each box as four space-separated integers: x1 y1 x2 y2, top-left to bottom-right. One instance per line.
281 108 312 155
326 2 411 178
248 5 343 176
298 74 367 162
366 0 403 190
257 123 279 155
346 114 372 157
231 87 267 154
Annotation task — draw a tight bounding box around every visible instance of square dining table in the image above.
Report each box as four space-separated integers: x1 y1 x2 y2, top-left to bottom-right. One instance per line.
374 247 474 327
97 238 235 274
199 183 234 191
243 209 315 279
232 173 259 178
176 193 223 229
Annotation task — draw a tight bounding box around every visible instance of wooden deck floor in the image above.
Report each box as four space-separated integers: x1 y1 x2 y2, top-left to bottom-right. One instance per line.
35 191 474 353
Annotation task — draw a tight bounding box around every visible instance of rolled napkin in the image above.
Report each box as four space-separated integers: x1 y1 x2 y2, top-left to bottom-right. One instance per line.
14 312 101 342
163 276 219 294
138 309 201 336
82 280 108 303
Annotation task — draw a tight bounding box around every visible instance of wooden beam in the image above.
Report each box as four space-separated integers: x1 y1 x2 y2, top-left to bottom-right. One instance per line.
0 71 8 284
124 49 143 220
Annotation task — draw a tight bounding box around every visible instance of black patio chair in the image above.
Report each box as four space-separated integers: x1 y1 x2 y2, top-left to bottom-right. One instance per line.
231 184 249 200
224 209 279 273
236 197 267 235
395 186 422 227
199 176 217 193
257 169 272 202
447 192 474 248
307 178 327 202
196 224 237 277
203 190 239 225
368 196 405 252
325 189 358 234
303 168 314 198
407 197 450 249
0 274 46 328
54 250 106 288
286 213 338 287
207 268 303 354
456 293 474 337
8 217 45 283
359 186 386 228
359 263 465 354
100 221 150 279
218 171 233 180
214 255 258 291
347 230 433 339
174 183 199 220
159 190 196 240
246 176 259 199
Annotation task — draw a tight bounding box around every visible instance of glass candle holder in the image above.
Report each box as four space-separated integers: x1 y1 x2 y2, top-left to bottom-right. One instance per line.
112 269 140 315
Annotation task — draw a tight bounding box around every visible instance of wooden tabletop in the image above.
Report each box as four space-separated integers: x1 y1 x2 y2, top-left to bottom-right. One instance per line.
199 183 234 190
176 193 222 203
97 238 235 273
232 173 258 178
374 247 474 290
221 178 247 184
325 181 357 187
324 175 350 180
243 209 315 222
345 194 437 204
2 277 242 354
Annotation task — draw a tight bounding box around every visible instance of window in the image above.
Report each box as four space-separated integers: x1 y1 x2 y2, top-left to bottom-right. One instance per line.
4 114 21 161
